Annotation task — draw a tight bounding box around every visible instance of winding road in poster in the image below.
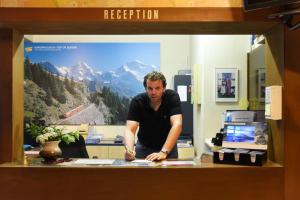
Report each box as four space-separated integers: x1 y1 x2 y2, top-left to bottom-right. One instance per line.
59 103 105 125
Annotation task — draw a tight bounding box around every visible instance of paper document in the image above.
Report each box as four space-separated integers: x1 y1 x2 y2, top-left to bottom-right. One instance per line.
73 159 115 165
127 159 154 166
131 159 152 163
161 161 196 166
177 143 192 147
24 151 40 155
177 85 187 102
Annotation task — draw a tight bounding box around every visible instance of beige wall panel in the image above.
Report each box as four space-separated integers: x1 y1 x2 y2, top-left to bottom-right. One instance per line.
86 146 108 159
108 146 124 159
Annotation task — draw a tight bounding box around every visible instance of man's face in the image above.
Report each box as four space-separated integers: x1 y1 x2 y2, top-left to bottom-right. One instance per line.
145 79 165 102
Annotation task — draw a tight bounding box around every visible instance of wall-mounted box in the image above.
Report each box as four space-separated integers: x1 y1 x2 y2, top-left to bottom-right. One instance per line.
265 85 282 120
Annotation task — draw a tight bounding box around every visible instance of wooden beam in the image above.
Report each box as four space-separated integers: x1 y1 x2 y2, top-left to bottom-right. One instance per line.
12 30 24 163
0 29 24 164
284 15 300 200
265 25 284 164
0 29 13 163
0 8 280 34
0 0 243 8
0 7 279 22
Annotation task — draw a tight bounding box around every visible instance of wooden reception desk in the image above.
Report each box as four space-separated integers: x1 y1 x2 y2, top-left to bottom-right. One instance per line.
0 159 283 200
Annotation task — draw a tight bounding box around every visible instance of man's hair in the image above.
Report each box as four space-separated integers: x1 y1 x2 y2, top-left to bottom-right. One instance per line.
143 71 167 88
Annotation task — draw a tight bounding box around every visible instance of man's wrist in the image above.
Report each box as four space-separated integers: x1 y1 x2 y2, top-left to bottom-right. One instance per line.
160 148 169 155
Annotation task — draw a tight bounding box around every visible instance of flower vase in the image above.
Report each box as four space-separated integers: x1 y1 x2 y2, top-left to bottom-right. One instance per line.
39 141 62 163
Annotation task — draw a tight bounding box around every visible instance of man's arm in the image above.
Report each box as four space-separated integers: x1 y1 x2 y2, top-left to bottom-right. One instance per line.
161 114 182 153
124 120 139 161
146 114 182 161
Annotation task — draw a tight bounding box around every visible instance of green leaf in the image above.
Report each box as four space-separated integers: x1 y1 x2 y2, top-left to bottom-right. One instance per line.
61 134 75 145
74 131 80 140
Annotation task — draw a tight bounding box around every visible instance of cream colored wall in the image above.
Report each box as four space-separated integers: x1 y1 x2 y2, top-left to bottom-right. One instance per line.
30 35 191 138
190 35 251 157
249 44 265 110
249 45 265 99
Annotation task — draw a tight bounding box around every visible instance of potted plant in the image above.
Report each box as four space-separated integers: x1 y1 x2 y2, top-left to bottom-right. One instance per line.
25 122 80 162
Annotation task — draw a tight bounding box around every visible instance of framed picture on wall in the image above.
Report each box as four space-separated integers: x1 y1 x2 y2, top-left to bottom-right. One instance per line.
257 68 265 102
215 68 238 102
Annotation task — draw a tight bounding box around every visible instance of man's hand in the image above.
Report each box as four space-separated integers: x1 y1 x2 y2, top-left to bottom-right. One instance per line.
146 151 167 161
124 149 136 161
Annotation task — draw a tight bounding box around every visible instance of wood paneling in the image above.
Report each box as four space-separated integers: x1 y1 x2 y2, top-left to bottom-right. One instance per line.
0 0 243 7
0 8 280 34
0 6 296 200
284 15 300 200
0 29 13 163
0 21 278 35
0 29 24 164
0 165 283 200
265 25 284 164
12 30 24 163
0 7 272 22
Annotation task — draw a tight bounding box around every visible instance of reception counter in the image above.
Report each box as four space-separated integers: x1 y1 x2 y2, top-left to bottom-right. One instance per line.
0 158 283 200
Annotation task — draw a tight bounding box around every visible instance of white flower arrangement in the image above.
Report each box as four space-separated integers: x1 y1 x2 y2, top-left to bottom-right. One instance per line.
36 127 62 144
31 126 79 144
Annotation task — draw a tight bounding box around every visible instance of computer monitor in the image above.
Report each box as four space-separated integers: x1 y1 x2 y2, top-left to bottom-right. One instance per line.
223 123 268 150
225 125 256 143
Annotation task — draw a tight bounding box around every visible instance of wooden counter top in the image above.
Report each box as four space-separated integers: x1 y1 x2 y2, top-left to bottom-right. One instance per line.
0 159 284 200
0 158 282 169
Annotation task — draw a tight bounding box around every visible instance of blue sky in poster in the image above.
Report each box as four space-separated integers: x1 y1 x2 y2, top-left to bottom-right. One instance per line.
24 42 160 71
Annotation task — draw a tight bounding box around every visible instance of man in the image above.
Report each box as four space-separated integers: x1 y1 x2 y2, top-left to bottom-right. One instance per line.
124 71 182 161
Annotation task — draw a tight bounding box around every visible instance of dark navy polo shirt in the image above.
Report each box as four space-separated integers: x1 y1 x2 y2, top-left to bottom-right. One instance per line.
127 89 182 150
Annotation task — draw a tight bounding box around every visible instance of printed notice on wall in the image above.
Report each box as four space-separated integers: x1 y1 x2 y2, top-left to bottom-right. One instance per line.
177 85 187 102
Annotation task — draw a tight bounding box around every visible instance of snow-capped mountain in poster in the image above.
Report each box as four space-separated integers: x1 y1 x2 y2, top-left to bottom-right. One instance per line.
48 59 157 97
24 42 160 125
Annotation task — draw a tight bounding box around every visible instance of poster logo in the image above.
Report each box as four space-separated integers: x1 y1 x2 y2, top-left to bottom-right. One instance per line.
25 47 32 53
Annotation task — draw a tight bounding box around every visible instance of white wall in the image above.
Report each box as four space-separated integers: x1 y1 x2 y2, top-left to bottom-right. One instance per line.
191 35 251 157
30 35 191 136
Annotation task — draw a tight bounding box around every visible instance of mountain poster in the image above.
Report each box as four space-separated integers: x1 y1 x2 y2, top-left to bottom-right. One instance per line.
24 42 160 125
